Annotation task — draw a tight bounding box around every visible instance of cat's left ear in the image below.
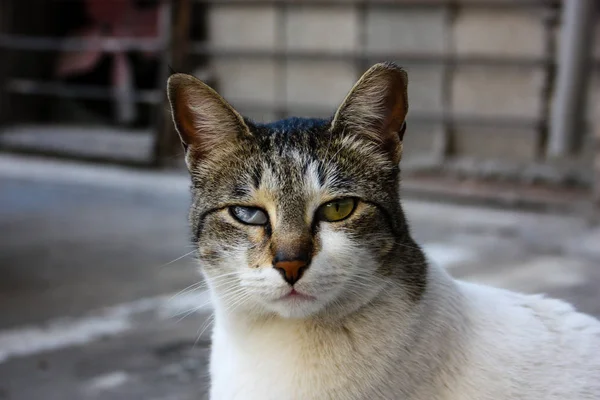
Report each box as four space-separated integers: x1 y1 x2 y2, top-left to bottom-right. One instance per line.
331 62 408 164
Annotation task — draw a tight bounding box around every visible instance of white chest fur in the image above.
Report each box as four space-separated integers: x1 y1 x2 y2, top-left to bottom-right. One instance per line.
208 268 600 400
210 320 373 400
209 296 446 400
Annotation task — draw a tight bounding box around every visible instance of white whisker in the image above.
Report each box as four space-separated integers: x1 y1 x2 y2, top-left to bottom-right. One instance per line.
194 313 216 346
157 249 198 269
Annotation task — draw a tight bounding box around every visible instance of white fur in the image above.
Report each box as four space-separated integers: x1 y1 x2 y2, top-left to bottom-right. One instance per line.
208 256 600 400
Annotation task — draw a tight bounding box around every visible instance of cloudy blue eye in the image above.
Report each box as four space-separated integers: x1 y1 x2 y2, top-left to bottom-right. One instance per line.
230 206 269 226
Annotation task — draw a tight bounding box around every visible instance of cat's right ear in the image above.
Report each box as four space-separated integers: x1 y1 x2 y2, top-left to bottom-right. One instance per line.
331 62 408 164
167 73 250 165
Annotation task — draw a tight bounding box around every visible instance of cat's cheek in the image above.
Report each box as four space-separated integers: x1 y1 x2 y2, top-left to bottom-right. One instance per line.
371 238 395 258
245 243 272 271
197 240 239 262
318 228 355 256
197 245 220 263
294 267 345 304
240 267 291 300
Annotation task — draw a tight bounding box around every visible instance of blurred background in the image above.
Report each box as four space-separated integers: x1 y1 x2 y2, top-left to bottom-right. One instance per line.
0 1 599 399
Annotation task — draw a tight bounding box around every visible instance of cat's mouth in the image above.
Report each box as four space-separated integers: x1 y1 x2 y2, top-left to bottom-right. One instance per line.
278 288 316 301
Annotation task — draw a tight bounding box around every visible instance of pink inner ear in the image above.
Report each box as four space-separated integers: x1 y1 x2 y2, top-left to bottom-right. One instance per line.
172 92 201 149
398 122 407 142
382 87 408 138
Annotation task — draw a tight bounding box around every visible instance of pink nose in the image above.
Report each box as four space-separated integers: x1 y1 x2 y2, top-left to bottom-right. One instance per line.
273 260 308 285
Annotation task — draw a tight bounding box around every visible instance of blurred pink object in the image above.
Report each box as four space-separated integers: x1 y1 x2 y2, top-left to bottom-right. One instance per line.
56 0 160 78
54 26 104 79
55 0 161 123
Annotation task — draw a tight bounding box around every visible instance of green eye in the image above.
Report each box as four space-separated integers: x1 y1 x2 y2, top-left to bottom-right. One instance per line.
230 206 268 225
318 198 357 222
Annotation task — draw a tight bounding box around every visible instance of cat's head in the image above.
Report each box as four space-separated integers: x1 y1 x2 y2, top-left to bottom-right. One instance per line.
168 62 427 320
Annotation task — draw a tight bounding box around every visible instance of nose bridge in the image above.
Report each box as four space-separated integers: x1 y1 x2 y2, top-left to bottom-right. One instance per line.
271 205 313 285
271 227 312 262
272 190 311 251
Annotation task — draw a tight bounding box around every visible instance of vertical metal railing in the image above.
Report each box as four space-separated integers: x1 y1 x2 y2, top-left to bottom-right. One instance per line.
548 0 596 158
0 0 13 130
151 0 177 167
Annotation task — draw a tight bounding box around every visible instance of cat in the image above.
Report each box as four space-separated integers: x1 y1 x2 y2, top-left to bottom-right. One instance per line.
167 62 600 400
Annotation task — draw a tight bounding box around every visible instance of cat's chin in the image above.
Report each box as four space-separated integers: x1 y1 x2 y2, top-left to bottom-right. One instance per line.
263 293 327 319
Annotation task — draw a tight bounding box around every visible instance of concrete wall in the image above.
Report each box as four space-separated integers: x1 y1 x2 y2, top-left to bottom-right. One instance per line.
203 2 596 177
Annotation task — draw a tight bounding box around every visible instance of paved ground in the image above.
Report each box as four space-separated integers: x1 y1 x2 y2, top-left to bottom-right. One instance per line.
0 154 599 400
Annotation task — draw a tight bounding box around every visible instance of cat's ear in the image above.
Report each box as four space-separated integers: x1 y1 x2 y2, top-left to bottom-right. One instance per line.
331 62 408 164
167 73 250 163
